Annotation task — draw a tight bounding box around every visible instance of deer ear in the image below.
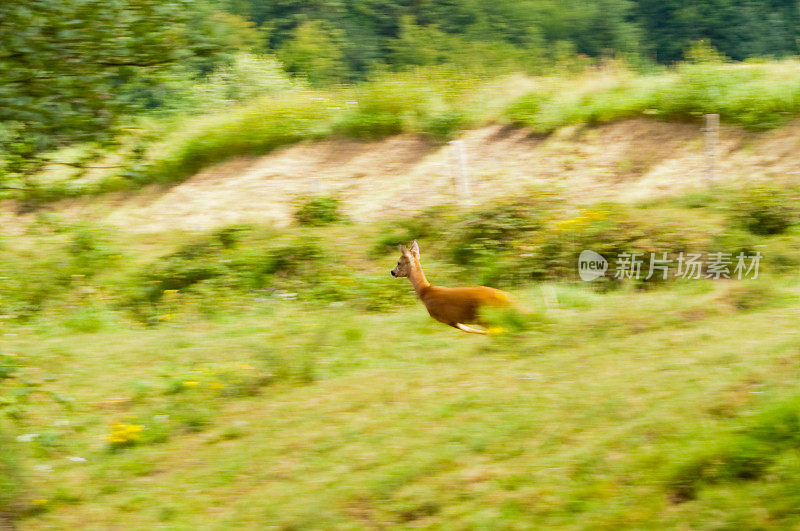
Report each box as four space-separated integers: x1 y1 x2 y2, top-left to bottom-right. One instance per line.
409 240 420 257
398 244 408 254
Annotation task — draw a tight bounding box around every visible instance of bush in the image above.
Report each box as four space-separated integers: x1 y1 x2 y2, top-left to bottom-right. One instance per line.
667 396 800 502
369 205 455 257
0 221 120 319
334 108 404 140
144 240 229 295
441 198 711 288
728 183 799 235
717 281 782 311
64 224 119 278
190 52 297 110
506 58 800 134
420 110 469 142
62 305 114 333
333 68 476 141
347 275 417 312
132 92 336 186
120 229 336 322
293 196 343 226
448 197 554 267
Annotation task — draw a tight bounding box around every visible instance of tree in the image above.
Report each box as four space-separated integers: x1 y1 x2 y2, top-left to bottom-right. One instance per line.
277 20 346 86
0 0 248 188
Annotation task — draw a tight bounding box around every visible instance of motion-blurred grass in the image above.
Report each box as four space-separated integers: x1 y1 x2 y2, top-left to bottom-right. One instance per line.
2 183 800 527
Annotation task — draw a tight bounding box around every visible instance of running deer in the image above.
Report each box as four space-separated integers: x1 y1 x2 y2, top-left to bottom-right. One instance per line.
390 240 510 334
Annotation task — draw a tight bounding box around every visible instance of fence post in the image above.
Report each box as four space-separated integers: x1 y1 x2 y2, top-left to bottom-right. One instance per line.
449 139 473 205
704 113 719 187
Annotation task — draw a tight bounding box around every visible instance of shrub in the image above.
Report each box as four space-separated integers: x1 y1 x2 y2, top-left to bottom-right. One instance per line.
712 229 762 258
293 196 343 226
334 108 404 140
190 52 297 109
667 435 774 502
369 205 455 257
255 237 328 281
420 110 469 142
123 231 330 321
442 198 711 288
667 396 800 502
506 58 800 134
332 68 474 140
347 275 417 312
448 194 559 267
717 281 782 311
64 224 119 278
133 92 337 186
728 182 799 235
144 240 229 296
62 305 113 333
0 221 120 319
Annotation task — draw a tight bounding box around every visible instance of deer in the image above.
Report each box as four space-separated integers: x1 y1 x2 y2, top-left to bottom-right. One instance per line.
390 240 511 334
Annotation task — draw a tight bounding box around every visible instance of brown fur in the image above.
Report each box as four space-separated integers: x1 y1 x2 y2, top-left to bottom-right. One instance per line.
391 240 510 334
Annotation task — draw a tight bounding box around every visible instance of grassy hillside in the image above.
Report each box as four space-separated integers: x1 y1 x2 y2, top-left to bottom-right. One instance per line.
2 184 800 528
16 55 800 208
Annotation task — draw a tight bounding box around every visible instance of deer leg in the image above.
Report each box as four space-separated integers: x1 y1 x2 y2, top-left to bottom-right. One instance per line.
454 322 488 335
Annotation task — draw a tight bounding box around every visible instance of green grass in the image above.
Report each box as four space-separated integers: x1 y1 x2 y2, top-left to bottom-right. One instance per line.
4 279 800 528
19 56 800 208
2 186 800 527
506 59 800 134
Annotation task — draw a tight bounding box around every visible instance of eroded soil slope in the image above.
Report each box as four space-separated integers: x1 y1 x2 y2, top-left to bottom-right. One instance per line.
13 118 800 232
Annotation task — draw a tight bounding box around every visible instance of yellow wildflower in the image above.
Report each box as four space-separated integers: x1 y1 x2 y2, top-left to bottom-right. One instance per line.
107 423 144 445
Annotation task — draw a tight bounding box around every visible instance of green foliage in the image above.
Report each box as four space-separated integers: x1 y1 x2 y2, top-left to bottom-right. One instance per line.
420 110 469 142
9 0 800 205
120 230 337 321
386 16 541 75
293 196 343 226
505 72 670 134
189 53 298 110
448 195 557 268
277 20 346 86
0 425 22 525
437 197 713 287
636 3 800 63
346 275 417 313
0 0 250 186
717 281 783 312
4 187 800 527
62 305 115 334
333 75 430 139
334 108 404 140
333 68 478 141
507 58 800 134
130 93 336 186
370 206 455 257
668 395 800 502
244 0 638 77
728 182 800 235
0 221 119 319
